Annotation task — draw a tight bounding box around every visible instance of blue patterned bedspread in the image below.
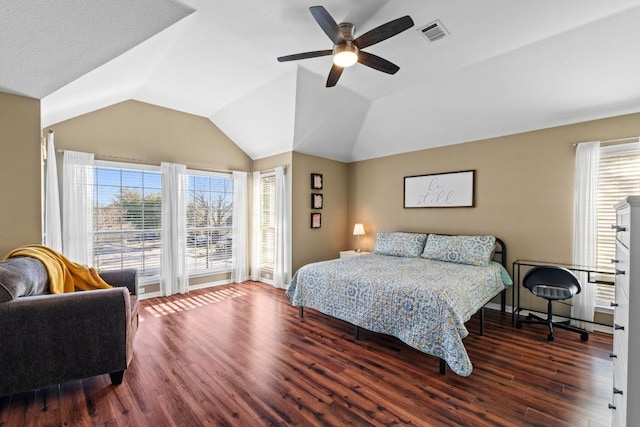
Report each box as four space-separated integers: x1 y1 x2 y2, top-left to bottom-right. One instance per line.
286 254 512 376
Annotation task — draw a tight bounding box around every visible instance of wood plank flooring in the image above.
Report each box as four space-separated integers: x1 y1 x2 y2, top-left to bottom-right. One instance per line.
1 281 614 426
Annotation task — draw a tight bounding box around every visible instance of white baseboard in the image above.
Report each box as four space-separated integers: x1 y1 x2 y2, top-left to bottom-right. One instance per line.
485 302 506 312
139 290 162 300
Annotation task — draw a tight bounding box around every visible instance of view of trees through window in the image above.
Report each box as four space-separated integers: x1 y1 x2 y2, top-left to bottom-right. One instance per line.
186 173 233 273
93 164 233 282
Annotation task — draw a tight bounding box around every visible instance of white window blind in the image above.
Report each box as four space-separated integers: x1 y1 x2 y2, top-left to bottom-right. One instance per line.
260 174 276 275
596 143 640 308
186 171 234 274
92 161 235 283
93 163 162 282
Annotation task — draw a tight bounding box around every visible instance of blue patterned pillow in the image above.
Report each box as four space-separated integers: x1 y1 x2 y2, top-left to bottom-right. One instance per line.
373 232 428 257
421 234 496 266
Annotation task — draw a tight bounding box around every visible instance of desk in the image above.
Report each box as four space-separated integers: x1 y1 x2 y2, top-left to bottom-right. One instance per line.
512 260 614 324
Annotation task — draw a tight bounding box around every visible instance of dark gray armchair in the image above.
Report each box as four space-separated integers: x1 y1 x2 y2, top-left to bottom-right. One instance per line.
0 257 139 397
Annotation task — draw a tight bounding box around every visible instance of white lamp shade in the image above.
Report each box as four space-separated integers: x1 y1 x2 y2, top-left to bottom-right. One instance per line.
353 223 365 236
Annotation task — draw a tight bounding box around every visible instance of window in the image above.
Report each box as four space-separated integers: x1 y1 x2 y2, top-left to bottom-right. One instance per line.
595 143 640 308
93 163 162 282
92 161 235 283
259 173 276 277
186 171 234 275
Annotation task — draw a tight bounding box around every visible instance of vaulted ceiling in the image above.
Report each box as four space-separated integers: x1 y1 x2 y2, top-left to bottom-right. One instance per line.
2 0 640 162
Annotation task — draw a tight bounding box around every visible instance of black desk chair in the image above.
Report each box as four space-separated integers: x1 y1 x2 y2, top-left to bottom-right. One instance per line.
516 265 589 341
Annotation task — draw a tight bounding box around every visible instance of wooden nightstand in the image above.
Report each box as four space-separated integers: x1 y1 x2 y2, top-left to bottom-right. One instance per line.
339 250 371 259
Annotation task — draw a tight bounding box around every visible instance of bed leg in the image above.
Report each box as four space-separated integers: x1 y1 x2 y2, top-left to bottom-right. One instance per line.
439 359 447 375
480 306 485 336
501 289 506 312
299 307 304 318
354 325 360 340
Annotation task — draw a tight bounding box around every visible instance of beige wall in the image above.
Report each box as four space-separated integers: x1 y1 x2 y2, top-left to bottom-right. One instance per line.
291 152 348 273
51 100 252 172
51 100 253 292
347 112 640 316
252 151 348 277
0 92 42 257
3 88 636 320
253 152 292 173
46 101 346 290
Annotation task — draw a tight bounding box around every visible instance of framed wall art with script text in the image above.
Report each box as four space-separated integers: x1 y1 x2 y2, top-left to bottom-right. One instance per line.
403 170 475 208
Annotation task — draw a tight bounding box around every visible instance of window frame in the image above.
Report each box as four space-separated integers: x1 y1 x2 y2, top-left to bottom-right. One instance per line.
185 169 234 277
258 172 276 281
92 161 236 284
93 160 162 284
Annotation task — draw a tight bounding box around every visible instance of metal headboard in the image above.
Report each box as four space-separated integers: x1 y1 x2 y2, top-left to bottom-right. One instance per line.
493 237 507 268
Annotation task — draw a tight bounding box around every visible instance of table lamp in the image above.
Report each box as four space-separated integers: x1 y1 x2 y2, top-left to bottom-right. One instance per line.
353 223 365 252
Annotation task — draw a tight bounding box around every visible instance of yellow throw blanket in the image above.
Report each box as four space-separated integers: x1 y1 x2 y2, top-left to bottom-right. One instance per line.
4 245 112 294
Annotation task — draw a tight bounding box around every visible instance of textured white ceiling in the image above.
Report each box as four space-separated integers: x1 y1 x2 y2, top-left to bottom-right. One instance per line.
3 0 640 162
0 0 193 98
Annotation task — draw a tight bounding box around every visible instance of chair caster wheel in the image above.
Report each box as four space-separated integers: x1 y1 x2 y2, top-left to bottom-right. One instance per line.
581 333 589 341
547 334 554 341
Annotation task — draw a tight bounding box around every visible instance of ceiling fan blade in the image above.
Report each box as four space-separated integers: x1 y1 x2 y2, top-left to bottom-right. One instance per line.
309 6 344 44
326 64 344 87
358 51 400 74
277 50 333 62
354 15 414 49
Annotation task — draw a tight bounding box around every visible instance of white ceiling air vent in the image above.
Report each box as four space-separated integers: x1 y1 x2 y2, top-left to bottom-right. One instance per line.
418 20 449 42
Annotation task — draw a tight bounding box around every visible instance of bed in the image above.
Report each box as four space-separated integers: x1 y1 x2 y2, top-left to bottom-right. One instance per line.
286 232 512 376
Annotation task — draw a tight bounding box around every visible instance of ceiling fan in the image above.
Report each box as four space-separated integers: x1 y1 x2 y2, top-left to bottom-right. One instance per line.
277 6 414 87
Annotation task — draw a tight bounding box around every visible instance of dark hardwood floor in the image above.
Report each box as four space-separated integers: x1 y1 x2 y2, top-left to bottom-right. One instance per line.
1 281 613 426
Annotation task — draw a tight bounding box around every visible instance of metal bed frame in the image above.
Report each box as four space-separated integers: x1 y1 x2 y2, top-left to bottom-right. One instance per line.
297 236 508 375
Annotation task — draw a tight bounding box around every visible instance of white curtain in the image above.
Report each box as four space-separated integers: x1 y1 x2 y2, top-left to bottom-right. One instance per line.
571 141 600 331
250 171 261 281
160 162 188 296
273 166 290 289
44 132 62 252
62 151 94 265
231 171 248 283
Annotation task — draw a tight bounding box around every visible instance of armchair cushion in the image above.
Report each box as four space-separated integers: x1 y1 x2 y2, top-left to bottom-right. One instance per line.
5 245 111 293
0 257 48 302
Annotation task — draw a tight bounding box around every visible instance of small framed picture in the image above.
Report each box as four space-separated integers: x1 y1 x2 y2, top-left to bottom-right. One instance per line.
311 193 323 209
311 213 322 229
311 173 323 189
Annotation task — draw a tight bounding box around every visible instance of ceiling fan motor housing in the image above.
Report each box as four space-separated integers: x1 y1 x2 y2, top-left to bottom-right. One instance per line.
338 22 356 41
333 41 358 57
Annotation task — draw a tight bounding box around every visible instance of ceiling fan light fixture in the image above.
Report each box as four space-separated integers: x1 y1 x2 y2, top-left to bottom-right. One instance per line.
333 43 358 67
277 7 414 86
